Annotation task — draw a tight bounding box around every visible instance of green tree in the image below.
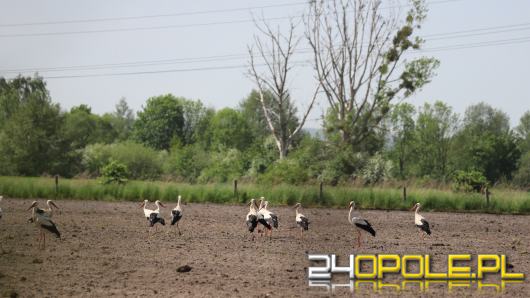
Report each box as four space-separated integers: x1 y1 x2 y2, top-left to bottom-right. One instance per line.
181 99 214 146
516 111 530 154
453 103 520 183
109 97 135 141
209 108 253 151
0 76 65 176
388 103 416 179
133 94 185 150
63 105 97 149
414 101 458 180
239 90 276 140
167 144 210 183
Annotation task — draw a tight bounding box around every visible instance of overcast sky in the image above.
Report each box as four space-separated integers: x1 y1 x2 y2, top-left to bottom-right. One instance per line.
0 0 529 128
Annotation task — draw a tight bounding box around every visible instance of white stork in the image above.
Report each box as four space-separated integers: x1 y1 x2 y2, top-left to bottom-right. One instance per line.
27 201 61 249
348 201 376 248
245 198 259 240
26 200 59 223
44 200 60 217
140 200 166 234
293 203 309 238
257 199 278 239
411 202 431 238
140 199 151 219
170 195 183 235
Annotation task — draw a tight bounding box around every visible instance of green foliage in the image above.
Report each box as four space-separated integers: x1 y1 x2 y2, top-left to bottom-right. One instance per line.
516 111 530 153
259 158 308 185
239 90 274 140
359 153 393 185
452 102 520 183
414 101 458 180
209 108 252 151
166 144 209 183
101 160 129 184
109 98 135 141
198 148 245 183
388 103 416 179
0 75 66 176
244 136 278 179
133 94 185 150
181 99 214 146
452 170 488 192
513 151 530 189
82 142 163 180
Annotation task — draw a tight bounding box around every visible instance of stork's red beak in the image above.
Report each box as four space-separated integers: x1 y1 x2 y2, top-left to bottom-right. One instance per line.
159 202 166 208
410 205 416 211
139 202 145 208
50 201 59 209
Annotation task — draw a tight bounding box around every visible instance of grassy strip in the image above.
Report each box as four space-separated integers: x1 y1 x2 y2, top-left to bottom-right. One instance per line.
0 176 529 214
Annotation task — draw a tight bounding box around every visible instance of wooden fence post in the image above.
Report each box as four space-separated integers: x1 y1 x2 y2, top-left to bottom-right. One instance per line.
485 186 490 206
319 182 323 202
403 186 407 201
55 175 59 198
234 179 238 198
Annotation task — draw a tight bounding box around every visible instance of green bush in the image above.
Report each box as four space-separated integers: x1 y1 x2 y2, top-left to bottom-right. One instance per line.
359 153 393 185
166 144 210 183
82 141 164 180
452 170 488 192
100 160 128 184
259 158 309 185
198 149 245 183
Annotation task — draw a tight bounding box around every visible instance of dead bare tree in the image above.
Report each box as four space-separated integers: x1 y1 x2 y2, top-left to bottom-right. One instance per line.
306 0 439 146
248 19 320 159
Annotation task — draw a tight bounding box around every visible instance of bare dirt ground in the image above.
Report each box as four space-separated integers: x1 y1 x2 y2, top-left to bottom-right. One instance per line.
0 198 529 297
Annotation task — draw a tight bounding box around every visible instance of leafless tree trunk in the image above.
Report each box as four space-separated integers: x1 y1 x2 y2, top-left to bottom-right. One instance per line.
306 0 437 146
248 19 319 159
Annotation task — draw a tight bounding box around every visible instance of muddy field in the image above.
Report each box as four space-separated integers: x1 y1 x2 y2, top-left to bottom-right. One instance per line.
0 199 529 297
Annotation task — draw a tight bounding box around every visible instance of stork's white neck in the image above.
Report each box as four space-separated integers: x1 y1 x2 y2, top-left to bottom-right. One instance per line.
154 201 161 212
348 206 353 224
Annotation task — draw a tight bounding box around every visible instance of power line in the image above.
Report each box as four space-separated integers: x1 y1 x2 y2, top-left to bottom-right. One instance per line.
421 36 530 52
0 1 309 28
0 15 292 38
0 0 463 38
0 0 462 29
32 36 530 80
2 20 530 74
425 23 530 41
41 61 312 79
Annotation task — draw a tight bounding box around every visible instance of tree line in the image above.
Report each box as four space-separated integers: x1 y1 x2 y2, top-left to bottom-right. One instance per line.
1 0 528 189
0 75 528 189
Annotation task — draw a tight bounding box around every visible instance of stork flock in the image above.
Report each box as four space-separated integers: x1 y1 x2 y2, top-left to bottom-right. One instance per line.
0 193 431 250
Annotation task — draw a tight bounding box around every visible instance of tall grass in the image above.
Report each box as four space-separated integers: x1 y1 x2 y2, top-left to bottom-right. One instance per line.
0 176 529 214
